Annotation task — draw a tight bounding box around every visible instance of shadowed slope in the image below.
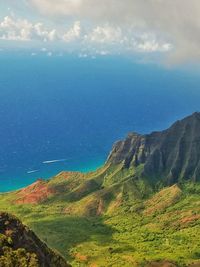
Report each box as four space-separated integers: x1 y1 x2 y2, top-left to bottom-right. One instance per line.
0 212 70 267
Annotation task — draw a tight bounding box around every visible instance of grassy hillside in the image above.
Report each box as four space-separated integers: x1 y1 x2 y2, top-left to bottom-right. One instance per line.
0 165 200 267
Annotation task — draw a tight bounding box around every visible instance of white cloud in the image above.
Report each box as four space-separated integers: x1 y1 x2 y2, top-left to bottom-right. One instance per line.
131 33 172 53
32 0 82 16
84 26 171 54
98 50 109 56
86 25 122 44
41 47 47 52
34 23 57 41
0 15 171 58
47 51 53 56
0 16 32 41
30 0 200 63
137 40 170 52
79 53 88 58
62 21 81 42
0 16 57 42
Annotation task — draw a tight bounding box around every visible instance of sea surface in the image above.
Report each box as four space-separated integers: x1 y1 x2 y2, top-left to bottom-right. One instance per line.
0 53 200 192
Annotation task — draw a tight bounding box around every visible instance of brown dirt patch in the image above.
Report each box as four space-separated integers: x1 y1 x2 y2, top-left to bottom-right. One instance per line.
181 214 200 225
15 179 56 204
75 253 88 262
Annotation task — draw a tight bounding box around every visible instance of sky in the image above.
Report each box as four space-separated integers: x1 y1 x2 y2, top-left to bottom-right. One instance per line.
0 1 200 64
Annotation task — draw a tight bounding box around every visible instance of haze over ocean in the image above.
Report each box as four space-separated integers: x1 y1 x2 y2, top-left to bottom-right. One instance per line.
0 53 200 192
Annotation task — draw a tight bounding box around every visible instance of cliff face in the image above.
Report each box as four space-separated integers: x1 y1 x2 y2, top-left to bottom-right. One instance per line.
0 212 70 267
107 112 200 185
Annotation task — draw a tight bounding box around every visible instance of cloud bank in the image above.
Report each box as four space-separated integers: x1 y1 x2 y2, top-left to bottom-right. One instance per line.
0 15 171 56
30 0 200 63
0 16 57 42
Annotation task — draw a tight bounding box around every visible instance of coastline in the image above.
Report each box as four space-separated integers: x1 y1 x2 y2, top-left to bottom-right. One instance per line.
0 159 104 193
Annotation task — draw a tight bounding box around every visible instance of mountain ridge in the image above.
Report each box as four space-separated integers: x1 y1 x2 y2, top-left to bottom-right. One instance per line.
10 112 200 210
107 112 200 185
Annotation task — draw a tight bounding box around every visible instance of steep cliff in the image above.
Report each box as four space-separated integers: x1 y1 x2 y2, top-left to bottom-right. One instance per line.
107 112 200 185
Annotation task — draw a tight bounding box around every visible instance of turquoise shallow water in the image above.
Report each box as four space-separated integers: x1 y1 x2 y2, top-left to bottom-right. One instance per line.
0 53 200 192
1 160 103 193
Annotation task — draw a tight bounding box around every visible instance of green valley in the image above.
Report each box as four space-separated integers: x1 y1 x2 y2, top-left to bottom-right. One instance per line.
0 113 200 267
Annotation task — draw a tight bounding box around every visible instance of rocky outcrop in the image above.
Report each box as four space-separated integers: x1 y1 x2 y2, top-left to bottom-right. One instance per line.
107 112 200 185
0 212 70 267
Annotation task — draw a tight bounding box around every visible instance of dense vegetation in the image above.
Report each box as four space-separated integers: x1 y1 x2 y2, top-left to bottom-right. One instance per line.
0 168 199 267
0 233 39 267
0 212 69 267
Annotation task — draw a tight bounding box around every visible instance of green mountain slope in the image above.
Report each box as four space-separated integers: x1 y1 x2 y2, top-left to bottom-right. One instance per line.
0 212 70 267
0 113 200 266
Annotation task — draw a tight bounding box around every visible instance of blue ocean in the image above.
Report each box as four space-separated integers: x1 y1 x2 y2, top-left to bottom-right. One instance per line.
0 53 200 192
